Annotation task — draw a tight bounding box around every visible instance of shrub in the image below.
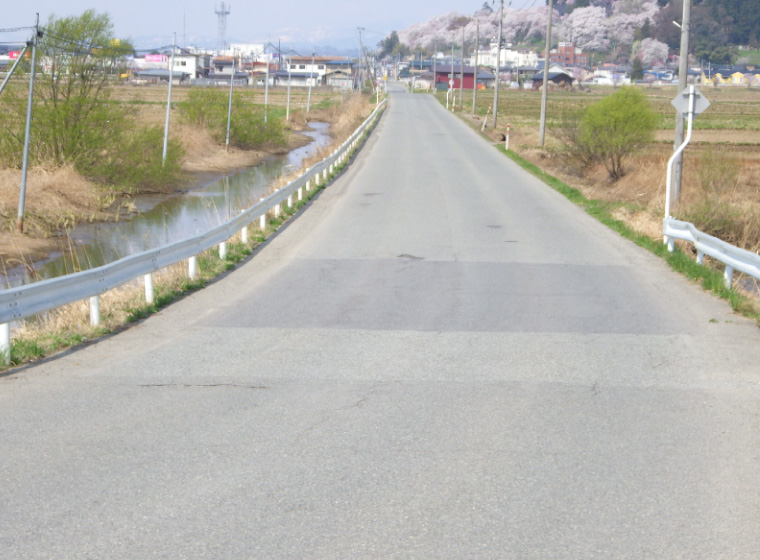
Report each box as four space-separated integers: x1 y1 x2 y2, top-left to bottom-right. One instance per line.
178 88 286 150
561 86 657 181
83 126 185 191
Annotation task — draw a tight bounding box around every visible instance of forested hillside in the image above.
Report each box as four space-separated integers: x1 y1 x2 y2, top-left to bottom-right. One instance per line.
384 0 758 66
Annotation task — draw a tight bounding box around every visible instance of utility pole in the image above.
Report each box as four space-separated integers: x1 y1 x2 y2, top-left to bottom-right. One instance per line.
225 55 235 150
307 52 315 112
459 26 465 110
538 0 554 146
264 57 269 123
432 43 437 93
473 21 479 114
672 0 692 207
357 27 373 93
286 54 291 121
492 0 504 127
162 33 176 166
450 44 454 99
18 13 40 233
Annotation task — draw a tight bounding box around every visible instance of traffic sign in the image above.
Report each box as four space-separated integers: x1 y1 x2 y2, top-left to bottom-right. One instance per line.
671 87 710 116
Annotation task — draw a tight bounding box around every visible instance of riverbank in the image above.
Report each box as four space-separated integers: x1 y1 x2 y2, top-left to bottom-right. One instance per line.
0 110 322 272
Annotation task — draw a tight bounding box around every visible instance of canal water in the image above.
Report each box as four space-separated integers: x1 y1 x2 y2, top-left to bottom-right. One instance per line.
7 123 331 286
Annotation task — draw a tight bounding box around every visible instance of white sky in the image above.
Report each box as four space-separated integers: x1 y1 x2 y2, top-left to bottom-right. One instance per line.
4 0 541 50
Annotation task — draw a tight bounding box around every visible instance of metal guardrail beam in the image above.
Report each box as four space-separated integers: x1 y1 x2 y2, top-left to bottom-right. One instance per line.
0 99 386 360
663 216 760 288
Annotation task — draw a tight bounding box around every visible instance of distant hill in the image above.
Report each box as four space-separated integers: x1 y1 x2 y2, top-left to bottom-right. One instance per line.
392 0 757 65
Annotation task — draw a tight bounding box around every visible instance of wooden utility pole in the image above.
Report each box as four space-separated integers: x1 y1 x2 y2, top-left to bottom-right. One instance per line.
459 26 465 110
538 0 554 146
672 0 692 208
432 43 437 92
492 0 504 127
473 21 479 114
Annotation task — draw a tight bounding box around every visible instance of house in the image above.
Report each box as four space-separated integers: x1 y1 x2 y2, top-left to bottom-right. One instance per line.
473 42 539 69
172 49 205 79
325 69 353 88
324 59 354 86
251 60 278 85
271 70 319 87
132 68 191 85
643 68 674 83
546 42 588 67
531 67 574 89
591 64 630 85
432 64 496 90
287 56 340 85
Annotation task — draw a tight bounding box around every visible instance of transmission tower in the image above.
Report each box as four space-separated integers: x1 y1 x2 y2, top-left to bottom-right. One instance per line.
215 2 230 51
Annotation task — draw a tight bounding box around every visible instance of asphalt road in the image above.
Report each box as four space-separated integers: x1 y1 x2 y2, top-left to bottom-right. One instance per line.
2 84 759 559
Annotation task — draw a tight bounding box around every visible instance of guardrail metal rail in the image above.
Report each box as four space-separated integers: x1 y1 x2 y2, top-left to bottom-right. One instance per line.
664 216 760 290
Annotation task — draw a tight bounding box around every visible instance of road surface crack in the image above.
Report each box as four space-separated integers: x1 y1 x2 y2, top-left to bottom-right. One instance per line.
138 383 267 389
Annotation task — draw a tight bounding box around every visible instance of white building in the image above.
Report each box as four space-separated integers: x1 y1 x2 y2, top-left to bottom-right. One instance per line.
472 42 539 69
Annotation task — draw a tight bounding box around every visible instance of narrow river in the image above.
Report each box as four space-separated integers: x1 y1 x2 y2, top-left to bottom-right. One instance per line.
6 123 331 286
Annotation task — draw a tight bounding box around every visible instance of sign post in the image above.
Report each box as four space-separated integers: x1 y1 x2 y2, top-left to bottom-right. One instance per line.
664 86 710 249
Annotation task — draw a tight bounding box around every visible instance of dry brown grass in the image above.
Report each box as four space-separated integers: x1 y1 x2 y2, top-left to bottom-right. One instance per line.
268 94 375 194
494 117 760 255
0 166 109 237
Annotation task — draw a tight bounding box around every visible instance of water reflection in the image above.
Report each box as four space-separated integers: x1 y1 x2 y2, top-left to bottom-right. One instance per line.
6 123 331 285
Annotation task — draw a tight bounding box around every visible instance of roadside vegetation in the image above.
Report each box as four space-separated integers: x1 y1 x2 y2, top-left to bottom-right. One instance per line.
178 88 286 150
1 92 380 369
449 84 760 320
0 11 185 192
0 9 343 244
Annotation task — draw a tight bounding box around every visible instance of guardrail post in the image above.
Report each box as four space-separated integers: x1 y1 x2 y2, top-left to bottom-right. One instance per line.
697 250 704 265
298 187 303 201
322 168 327 182
144 273 154 304
287 194 293 208
0 323 10 366
90 295 101 327
241 224 248 243
724 265 733 289
274 204 281 218
219 241 227 260
305 179 311 192
189 256 198 279
667 238 675 253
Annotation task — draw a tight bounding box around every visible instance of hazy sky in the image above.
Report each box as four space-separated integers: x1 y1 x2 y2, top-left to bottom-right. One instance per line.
5 0 540 50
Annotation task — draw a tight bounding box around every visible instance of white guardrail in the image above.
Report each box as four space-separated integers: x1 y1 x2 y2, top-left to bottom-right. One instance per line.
0 99 387 362
664 216 760 289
